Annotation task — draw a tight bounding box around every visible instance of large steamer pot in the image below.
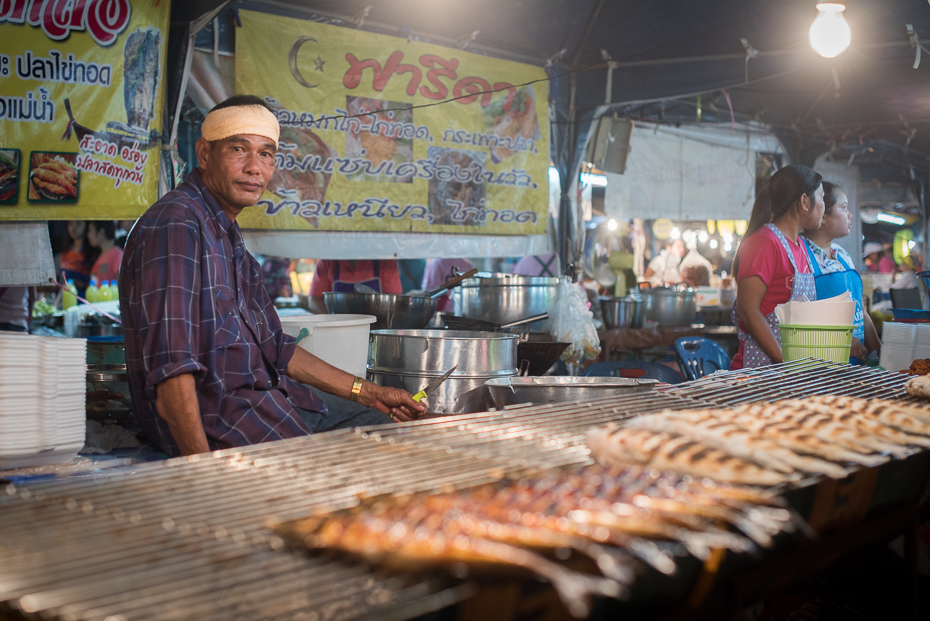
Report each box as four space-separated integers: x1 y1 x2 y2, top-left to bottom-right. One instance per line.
456 274 558 332
367 329 518 415
324 292 437 330
641 286 697 327
599 296 644 329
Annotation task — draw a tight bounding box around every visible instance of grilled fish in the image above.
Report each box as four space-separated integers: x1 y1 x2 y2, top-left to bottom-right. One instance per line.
806 395 930 437
734 403 908 458
778 398 930 449
586 425 793 486
525 467 776 547
277 503 623 618
411 492 636 584
625 411 849 478
709 410 887 466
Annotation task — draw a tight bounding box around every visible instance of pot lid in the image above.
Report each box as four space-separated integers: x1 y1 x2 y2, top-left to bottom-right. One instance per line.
461 272 560 287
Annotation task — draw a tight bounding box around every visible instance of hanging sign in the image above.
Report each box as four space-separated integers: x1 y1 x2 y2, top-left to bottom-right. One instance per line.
0 0 170 221
235 10 549 234
652 218 673 240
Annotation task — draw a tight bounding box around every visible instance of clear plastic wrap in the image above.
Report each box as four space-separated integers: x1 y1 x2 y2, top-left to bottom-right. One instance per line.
551 278 601 365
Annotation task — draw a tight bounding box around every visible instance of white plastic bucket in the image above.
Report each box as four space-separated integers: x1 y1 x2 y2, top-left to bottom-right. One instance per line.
279 314 376 377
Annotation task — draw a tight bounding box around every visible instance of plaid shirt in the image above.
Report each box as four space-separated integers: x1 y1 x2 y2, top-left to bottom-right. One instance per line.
120 169 325 456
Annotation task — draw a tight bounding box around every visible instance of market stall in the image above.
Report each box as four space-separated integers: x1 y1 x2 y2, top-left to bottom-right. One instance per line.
1 359 929 620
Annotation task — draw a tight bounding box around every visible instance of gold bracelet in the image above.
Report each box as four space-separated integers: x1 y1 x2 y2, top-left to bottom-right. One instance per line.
350 376 364 403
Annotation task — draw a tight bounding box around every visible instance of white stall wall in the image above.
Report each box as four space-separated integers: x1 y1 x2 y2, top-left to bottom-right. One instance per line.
604 122 785 221
815 160 862 272
0 222 55 286
242 231 553 260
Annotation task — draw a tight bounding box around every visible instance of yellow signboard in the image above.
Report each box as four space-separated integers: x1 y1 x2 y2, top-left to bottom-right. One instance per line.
652 218 673 240
0 0 169 220
235 11 549 234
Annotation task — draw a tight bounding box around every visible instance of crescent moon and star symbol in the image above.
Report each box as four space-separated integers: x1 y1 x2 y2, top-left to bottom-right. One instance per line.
288 36 326 88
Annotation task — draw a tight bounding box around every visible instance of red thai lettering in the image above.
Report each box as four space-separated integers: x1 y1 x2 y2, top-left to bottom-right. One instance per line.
2 0 129 45
342 49 516 109
453 76 491 106
0 0 28 22
393 59 422 96
85 0 131 46
42 0 73 39
418 54 458 100
344 50 422 95
26 0 40 24
69 0 87 28
493 82 516 111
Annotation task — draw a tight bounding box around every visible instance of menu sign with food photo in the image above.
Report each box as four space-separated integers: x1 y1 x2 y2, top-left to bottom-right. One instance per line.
236 10 549 234
0 0 169 220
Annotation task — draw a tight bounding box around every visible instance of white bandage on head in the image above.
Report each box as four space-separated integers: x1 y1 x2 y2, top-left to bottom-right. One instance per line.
201 104 280 147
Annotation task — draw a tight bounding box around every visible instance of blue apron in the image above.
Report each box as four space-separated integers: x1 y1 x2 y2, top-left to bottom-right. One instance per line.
801 239 865 342
332 261 383 293
732 224 817 368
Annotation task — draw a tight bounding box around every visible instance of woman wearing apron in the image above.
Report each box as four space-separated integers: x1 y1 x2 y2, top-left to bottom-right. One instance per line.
308 260 403 313
730 165 825 369
802 182 880 361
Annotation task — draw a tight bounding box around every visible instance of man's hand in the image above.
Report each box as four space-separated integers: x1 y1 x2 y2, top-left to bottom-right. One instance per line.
850 337 868 360
359 382 426 422
286 347 426 421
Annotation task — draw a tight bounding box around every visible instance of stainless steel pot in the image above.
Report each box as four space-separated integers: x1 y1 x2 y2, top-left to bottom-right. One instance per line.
367 329 518 414
324 292 438 330
455 273 558 332
641 285 697 327
76 313 122 338
599 296 643 329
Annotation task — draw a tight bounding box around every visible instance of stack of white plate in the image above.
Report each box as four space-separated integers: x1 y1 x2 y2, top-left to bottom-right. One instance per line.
0 333 86 469
914 324 930 360
880 322 918 372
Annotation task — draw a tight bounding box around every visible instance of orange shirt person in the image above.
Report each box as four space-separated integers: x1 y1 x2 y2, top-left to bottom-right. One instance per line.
87 220 124 284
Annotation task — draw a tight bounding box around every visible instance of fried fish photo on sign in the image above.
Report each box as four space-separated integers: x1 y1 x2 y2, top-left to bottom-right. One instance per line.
27 152 79 203
427 146 486 226
345 96 414 184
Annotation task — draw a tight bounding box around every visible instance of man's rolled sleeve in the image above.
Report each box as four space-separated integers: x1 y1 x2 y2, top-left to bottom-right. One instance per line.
137 217 208 397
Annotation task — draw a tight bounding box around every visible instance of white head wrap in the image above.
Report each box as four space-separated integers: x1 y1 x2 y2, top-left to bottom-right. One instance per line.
201 104 280 147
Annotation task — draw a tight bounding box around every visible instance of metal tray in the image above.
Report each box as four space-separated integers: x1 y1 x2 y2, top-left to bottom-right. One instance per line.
485 375 658 408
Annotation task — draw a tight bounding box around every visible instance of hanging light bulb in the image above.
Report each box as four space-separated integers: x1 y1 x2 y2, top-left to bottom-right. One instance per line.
607 218 618 231
809 3 851 58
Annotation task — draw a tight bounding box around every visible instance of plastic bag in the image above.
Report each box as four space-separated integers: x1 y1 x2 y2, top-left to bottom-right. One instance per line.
550 277 601 365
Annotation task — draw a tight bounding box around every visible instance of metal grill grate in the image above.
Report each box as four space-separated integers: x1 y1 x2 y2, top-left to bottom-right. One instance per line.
0 359 913 621
668 358 911 405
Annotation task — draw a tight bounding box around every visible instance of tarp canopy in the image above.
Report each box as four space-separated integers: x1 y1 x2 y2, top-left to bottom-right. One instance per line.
603 122 785 222
170 0 930 149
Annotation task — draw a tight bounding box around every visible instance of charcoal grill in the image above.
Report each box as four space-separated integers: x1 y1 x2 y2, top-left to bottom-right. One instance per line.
0 358 921 621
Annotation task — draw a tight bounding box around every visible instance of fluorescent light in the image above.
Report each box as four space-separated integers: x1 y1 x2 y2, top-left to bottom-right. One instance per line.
670 227 681 239
548 167 561 187
709 239 718 249
810 3 851 58
876 212 906 225
607 218 618 231
580 172 608 187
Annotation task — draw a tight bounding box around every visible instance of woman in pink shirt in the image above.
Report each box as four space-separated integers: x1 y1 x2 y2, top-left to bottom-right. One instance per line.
87 220 124 284
731 165 825 369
